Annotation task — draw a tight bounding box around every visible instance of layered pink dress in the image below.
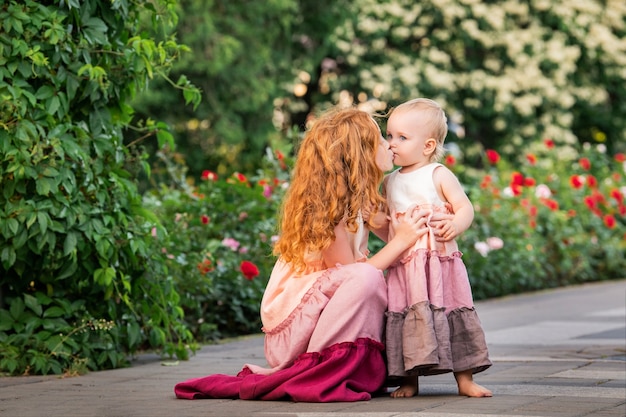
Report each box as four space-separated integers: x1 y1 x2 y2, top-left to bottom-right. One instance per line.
383 163 491 378
175 216 388 402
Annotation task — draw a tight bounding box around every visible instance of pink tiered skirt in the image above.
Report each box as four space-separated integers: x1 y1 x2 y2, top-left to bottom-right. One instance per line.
385 248 491 377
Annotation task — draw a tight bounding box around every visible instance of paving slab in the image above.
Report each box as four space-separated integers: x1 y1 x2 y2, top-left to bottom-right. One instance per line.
1 279 625 417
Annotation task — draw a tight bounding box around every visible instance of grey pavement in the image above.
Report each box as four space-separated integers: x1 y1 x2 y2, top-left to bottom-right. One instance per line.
1 279 625 417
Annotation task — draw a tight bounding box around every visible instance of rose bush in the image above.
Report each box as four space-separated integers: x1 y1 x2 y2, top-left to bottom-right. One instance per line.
146 137 623 345
143 148 290 342
452 139 625 299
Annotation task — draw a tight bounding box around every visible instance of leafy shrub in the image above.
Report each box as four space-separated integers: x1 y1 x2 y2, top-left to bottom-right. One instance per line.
0 0 200 375
0 293 118 376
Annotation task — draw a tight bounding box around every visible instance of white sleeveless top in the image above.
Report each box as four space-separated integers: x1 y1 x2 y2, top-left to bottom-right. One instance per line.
385 163 445 213
384 162 459 255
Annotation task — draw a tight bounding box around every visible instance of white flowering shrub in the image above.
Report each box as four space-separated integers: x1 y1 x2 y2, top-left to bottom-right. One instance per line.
322 0 625 158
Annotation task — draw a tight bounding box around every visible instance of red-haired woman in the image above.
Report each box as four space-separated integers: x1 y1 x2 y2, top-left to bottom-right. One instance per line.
175 107 433 402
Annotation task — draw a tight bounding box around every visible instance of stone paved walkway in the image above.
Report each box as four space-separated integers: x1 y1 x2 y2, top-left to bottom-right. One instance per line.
1 279 625 417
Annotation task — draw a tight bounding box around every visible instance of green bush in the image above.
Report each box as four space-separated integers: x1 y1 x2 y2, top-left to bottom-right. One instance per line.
0 0 200 375
0 294 117 376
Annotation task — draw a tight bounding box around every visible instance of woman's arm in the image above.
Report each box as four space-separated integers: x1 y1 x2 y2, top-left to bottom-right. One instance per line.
322 207 430 270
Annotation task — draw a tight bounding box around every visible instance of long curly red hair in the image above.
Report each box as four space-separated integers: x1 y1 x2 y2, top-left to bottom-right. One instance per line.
273 107 387 272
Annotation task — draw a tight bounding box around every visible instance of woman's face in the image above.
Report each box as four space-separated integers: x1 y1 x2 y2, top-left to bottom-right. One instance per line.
375 135 394 172
368 116 394 172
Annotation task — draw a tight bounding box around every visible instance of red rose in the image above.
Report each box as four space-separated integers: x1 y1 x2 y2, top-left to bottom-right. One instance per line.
197 259 214 274
603 214 616 229
579 157 591 171
583 195 596 210
510 172 525 195
610 189 623 204
486 149 500 164
586 175 598 188
569 175 584 189
542 199 559 211
201 170 218 181
511 172 524 186
240 261 259 280
480 175 492 189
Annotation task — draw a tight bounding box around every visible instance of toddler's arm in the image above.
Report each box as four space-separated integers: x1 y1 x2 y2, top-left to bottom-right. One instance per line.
432 166 474 241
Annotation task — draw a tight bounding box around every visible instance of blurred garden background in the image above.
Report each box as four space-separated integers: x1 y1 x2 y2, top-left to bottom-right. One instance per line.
1 0 624 376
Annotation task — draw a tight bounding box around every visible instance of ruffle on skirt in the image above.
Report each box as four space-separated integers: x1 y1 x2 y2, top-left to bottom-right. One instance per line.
387 249 474 313
386 301 491 377
174 338 386 402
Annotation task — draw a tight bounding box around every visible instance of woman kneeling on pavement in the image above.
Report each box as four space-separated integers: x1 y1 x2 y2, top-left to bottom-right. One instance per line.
174 106 436 402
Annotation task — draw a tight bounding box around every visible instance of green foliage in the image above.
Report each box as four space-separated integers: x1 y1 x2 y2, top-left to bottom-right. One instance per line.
143 148 290 341
132 0 353 178
0 293 119 376
0 0 200 375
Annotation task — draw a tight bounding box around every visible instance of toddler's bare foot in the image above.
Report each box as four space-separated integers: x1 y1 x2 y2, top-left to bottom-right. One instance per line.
390 376 418 398
455 370 492 397
458 380 492 397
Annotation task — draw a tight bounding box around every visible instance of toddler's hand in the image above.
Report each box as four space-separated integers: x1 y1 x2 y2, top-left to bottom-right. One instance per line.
428 212 456 242
435 220 458 242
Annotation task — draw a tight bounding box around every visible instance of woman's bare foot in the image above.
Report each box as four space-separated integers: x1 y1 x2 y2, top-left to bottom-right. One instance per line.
454 370 492 397
390 376 418 398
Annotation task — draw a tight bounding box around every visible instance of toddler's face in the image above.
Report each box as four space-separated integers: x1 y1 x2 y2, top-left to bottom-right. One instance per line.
386 110 436 171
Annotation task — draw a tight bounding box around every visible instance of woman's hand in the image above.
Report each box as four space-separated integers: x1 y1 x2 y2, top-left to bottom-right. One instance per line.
366 205 428 271
389 205 429 247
